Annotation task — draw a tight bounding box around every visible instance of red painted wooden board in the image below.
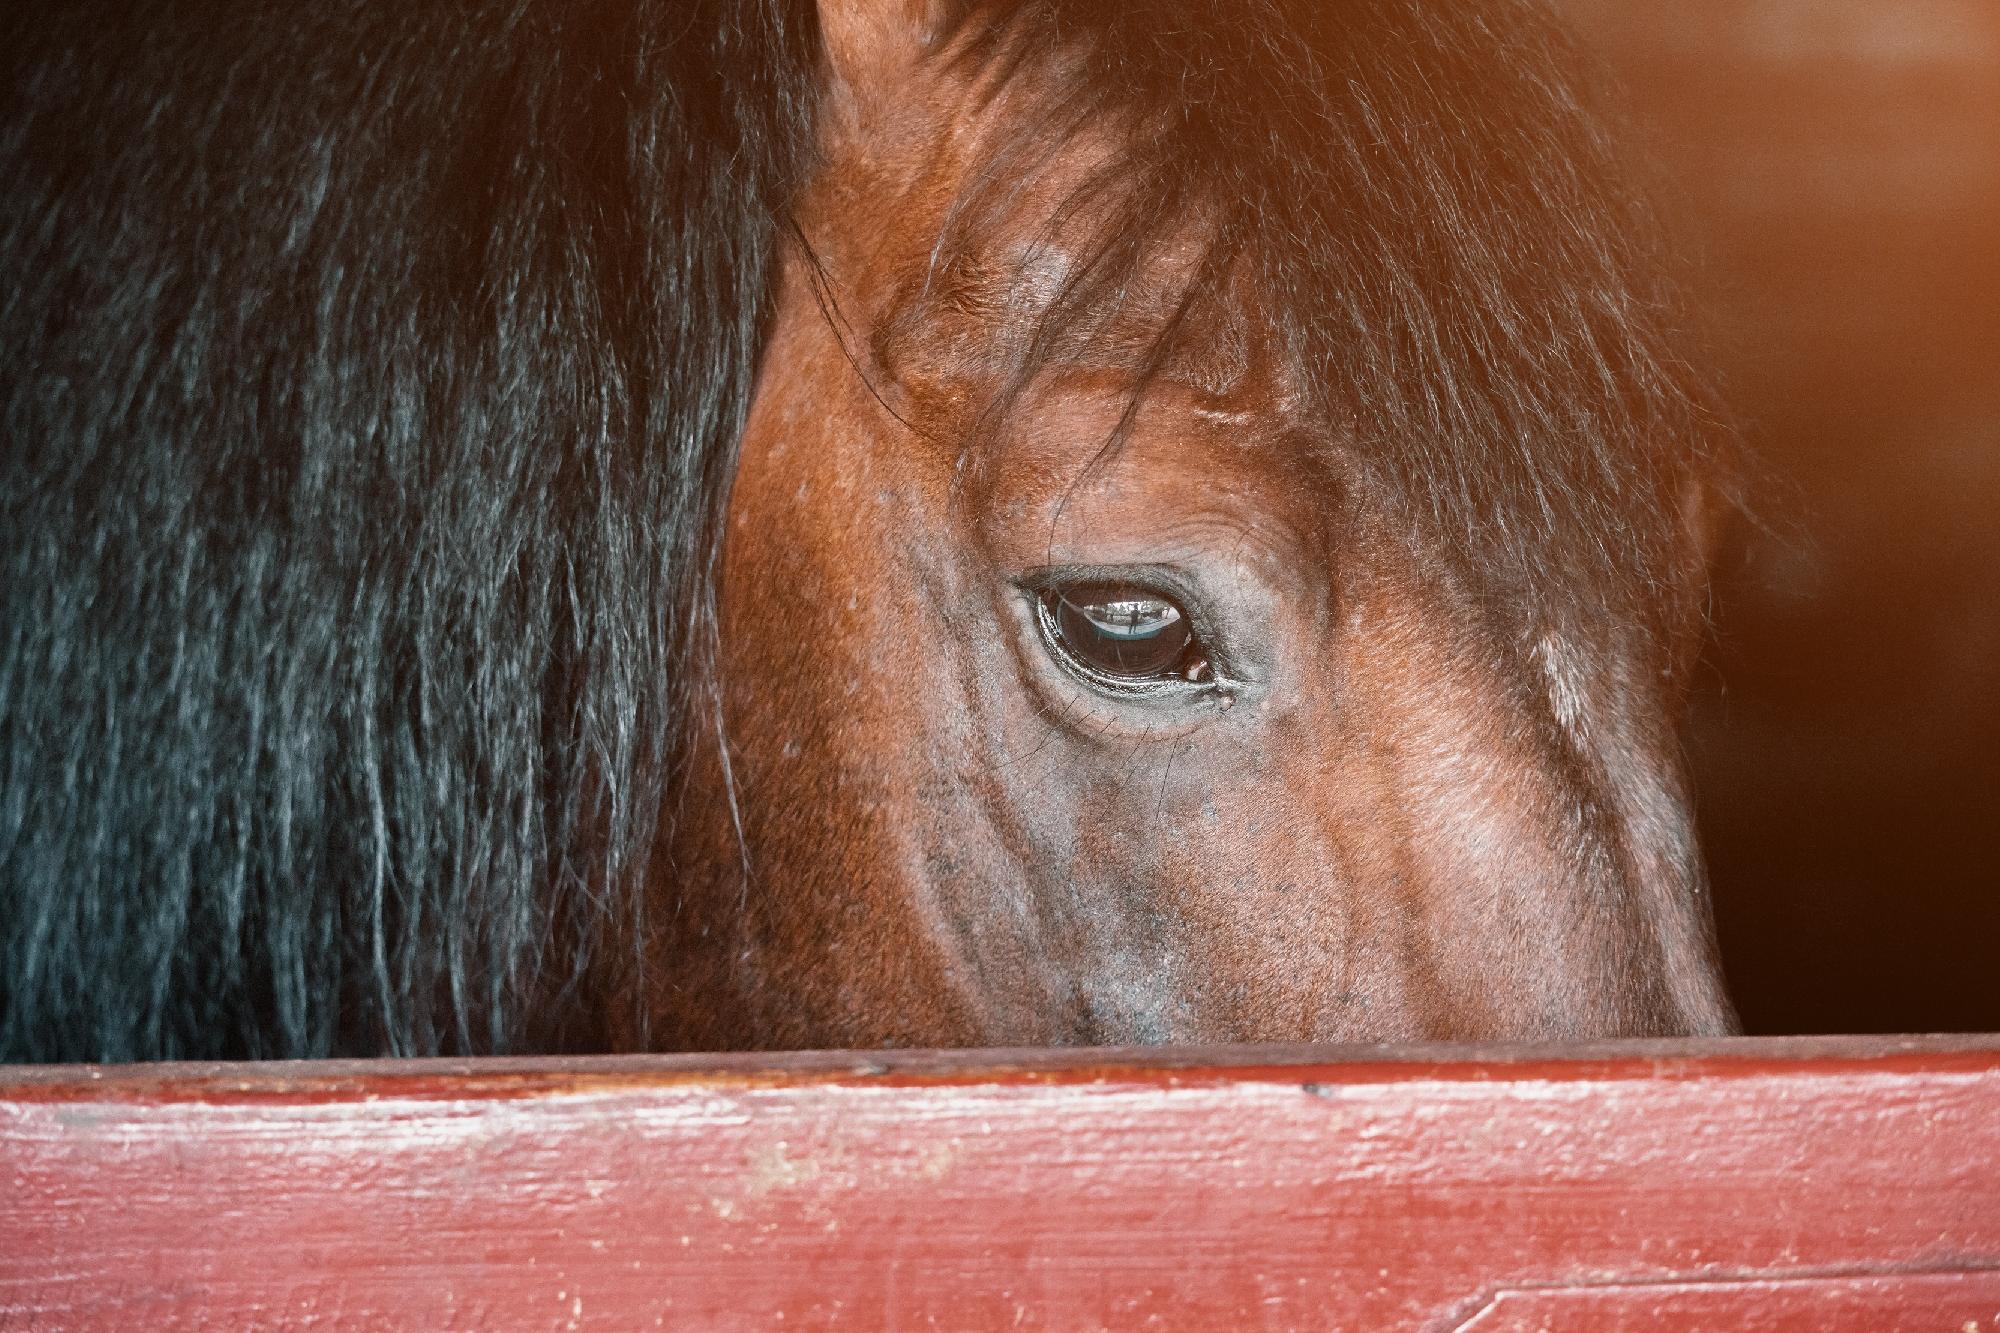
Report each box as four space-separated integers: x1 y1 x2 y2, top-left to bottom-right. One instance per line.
3 1037 1997 1330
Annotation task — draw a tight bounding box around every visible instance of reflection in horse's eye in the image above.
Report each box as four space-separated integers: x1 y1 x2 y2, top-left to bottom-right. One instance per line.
1038 582 1212 687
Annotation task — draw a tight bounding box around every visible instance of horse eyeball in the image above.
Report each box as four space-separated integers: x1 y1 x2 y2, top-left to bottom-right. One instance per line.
1037 581 1208 686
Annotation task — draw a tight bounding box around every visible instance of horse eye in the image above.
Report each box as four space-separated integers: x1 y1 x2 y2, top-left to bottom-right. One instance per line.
1036 582 1213 686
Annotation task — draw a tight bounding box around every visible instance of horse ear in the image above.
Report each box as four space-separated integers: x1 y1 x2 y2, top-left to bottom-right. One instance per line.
816 0 944 111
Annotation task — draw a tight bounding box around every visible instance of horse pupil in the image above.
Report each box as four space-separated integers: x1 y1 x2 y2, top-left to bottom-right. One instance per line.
1052 587 1193 678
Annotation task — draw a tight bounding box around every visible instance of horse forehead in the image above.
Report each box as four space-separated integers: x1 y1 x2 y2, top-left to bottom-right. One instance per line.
812 44 1321 482
858 250 1318 502
868 251 1254 401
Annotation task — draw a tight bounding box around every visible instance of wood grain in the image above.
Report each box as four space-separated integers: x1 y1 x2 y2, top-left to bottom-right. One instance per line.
3 1036 1996 1329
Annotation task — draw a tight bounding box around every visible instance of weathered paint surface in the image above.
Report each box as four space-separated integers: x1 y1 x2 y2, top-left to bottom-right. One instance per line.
3 1037 1997 1329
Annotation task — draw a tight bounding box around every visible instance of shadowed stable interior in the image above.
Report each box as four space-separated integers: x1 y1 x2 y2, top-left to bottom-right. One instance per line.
1565 1 2000 1034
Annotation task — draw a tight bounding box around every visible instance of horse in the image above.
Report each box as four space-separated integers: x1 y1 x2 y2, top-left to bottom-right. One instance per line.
0 0 1737 1063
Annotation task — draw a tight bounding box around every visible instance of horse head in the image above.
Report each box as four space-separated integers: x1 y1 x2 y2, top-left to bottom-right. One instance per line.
647 0 1737 1046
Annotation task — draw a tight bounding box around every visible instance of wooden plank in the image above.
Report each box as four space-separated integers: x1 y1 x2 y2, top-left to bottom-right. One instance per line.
2 1037 1996 1329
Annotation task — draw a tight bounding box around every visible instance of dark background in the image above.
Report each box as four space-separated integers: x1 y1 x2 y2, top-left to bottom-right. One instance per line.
1563 1 1999 1033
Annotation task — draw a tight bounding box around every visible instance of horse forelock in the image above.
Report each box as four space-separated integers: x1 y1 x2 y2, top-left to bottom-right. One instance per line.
909 0 1736 644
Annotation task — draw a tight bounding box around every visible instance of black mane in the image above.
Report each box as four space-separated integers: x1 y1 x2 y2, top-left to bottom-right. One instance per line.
0 0 819 1060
